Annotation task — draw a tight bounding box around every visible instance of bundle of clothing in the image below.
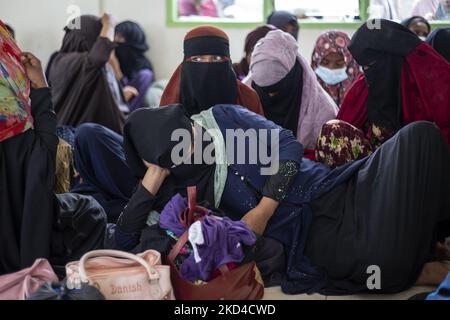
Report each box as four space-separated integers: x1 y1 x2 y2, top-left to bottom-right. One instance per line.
159 193 256 283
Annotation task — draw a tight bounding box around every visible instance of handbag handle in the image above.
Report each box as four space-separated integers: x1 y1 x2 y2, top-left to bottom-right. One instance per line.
180 186 210 228
169 187 230 274
78 250 160 282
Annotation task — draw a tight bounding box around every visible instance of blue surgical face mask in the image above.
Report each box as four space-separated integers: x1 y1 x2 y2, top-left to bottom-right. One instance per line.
315 66 348 85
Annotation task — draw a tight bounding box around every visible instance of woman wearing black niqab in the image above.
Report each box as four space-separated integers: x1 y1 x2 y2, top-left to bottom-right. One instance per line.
347 19 422 136
49 15 126 134
114 21 154 111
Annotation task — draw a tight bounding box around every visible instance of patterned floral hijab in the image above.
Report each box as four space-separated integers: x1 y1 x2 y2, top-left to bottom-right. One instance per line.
311 31 362 107
0 20 33 143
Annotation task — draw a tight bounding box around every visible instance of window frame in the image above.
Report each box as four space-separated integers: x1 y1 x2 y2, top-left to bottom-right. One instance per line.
166 0 450 29
166 0 273 28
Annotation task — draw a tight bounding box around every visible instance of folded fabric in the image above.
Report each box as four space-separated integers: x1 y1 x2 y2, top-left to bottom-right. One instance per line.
180 216 256 282
159 193 189 237
160 193 257 282
189 221 204 263
0 259 58 300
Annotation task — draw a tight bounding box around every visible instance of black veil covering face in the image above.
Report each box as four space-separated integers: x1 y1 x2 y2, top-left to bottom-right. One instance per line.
180 35 238 116
348 19 422 130
123 105 216 205
252 60 303 136
114 21 154 79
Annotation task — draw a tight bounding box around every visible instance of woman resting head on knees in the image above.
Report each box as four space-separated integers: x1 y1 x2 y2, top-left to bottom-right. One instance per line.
319 19 450 168
232 25 275 81
426 27 450 62
49 14 128 134
245 30 338 151
401 16 431 40
160 26 264 117
98 102 450 295
311 31 362 107
0 40 106 274
113 21 154 111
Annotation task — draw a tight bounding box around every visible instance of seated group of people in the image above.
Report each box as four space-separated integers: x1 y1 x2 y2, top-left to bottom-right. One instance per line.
1 11 450 297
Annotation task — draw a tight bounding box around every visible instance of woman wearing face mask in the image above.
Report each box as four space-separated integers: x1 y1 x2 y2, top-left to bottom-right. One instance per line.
160 26 264 117
316 19 450 168
245 30 338 152
311 31 362 107
401 16 431 40
113 21 154 112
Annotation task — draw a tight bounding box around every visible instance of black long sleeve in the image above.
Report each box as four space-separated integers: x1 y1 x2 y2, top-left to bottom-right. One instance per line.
86 37 116 70
116 184 157 233
262 160 300 202
30 87 58 155
112 184 159 251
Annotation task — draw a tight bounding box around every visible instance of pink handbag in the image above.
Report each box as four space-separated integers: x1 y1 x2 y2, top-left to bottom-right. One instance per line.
0 259 58 300
65 250 175 300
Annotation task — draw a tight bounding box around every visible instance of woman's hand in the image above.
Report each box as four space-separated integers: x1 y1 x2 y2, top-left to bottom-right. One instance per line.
109 51 124 81
242 197 279 236
100 13 116 41
123 86 139 102
20 52 48 89
141 161 170 196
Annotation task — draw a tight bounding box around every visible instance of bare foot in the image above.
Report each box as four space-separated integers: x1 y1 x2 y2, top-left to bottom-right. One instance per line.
415 262 449 286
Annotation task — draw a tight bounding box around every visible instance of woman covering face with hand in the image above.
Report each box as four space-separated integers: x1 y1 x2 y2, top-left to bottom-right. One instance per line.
113 21 154 111
0 44 58 274
0 39 107 274
49 14 126 134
